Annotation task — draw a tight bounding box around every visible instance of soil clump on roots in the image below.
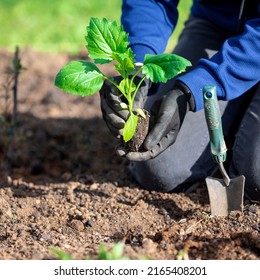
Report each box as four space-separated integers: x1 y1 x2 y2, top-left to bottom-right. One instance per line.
124 112 150 152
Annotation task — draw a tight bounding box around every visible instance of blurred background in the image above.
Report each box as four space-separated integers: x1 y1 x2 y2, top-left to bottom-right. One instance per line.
0 0 192 54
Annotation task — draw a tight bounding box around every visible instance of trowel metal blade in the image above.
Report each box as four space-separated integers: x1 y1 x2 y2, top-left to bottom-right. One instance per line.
206 175 245 216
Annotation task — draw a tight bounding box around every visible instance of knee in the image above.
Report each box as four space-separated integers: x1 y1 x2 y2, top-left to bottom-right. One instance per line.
242 167 260 201
129 159 196 193
232 156 260 201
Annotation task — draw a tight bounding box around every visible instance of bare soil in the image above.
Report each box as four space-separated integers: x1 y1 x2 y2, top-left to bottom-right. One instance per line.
0 48 259 260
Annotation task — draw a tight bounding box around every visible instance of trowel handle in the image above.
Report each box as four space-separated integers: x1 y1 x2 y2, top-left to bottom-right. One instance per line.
203 86 227 163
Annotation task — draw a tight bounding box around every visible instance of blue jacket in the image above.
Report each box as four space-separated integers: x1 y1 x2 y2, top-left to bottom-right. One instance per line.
121 0 260 111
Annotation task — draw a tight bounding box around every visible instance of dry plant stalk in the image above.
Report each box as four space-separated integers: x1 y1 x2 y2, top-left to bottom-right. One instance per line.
0 46 22 176
12 46 22 126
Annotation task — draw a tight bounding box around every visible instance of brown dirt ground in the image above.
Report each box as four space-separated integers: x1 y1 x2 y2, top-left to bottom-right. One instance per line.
0 48 259 260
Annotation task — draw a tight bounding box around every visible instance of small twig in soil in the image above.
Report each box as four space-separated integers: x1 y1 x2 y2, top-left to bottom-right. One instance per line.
185 219 203 234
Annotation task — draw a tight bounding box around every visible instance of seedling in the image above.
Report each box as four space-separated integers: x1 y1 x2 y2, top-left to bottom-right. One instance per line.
50 242 130 260
50 247 73 260
96 242 129 260
55 18 191 142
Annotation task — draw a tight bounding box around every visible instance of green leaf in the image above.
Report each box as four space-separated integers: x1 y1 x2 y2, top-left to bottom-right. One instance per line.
97 243 129 260
142 53 191 83
111 242 125 259
50 248 73 260
85 17 129 64
118 78 136 96
123 112 138 143
113 49 135 77
55 60 104 96
98 244 112 260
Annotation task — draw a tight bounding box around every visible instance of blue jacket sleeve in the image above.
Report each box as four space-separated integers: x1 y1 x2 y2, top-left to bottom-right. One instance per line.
178 18 260 111
121 0 179 62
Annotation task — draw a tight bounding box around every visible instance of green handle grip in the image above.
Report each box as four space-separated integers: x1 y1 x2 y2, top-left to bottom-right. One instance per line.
203 86 227 163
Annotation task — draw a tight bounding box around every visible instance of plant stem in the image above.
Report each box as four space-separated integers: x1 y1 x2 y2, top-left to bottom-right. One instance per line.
102 75 128 100
127 67 143 112
129 67 142 99
131 75 146 109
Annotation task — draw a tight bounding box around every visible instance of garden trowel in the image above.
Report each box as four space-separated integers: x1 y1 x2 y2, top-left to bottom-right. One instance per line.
203 86 245 216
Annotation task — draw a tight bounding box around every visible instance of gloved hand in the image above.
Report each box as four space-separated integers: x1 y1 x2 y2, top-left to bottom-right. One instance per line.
100 74 151 138
125 81 195 161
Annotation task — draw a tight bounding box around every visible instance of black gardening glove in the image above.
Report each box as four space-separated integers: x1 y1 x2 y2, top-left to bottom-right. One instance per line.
100 75 151 138
125 81 195 161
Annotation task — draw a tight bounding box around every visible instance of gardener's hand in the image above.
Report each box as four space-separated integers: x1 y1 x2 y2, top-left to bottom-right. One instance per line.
124 81 195 161
100 75 151 138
